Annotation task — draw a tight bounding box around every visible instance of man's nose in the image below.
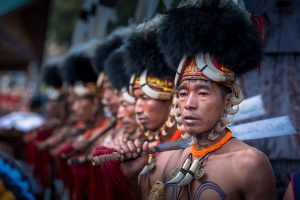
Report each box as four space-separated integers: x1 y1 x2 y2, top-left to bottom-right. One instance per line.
135 98 144 115
103 90 111 103
184 93 197 110
72 101 79 112
117 106 125 120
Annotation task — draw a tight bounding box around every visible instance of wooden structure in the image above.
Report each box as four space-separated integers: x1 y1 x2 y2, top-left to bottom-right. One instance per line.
0 0 51 70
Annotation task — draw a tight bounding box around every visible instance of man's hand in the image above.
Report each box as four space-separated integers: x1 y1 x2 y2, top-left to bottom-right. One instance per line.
113 139 149 179
73 136 88 150
109 136 127 147
36 142 48 151
23 131 37 143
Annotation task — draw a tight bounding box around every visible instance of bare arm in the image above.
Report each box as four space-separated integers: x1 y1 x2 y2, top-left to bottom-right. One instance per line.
237 148 276 200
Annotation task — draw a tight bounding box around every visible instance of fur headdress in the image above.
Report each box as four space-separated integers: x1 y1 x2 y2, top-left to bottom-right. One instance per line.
103 45 130 90
42 64 62 88
124 16 176 101
61 55 97 85
124 15 176 78
157 0 262 76
92 26 134 74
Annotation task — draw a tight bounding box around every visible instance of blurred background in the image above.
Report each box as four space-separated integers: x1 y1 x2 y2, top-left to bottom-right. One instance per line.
0 0 299 199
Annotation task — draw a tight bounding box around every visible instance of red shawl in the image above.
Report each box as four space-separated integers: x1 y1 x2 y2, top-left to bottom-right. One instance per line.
89 146 133 200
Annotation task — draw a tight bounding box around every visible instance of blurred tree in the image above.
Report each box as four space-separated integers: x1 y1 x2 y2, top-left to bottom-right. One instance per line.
47 0 83 47
107 0 138 33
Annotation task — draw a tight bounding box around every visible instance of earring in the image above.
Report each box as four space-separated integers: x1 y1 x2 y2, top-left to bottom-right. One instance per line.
171 95 186 132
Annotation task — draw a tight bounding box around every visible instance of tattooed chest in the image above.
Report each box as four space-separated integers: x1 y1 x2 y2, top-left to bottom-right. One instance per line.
165 180 227 200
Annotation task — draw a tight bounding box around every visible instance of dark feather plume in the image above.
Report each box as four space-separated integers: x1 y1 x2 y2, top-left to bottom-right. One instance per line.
61 55 97 85
92 26 134 74
42 64 62 88
158 0 262 76
104 46 130 90
124 16 176 78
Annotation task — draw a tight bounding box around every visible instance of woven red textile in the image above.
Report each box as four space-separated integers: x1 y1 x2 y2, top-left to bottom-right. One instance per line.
89 146 133 200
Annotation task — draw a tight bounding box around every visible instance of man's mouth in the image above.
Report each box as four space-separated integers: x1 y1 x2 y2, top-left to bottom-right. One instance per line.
183 115 199 124
122 121 130 126
137 117 148 124
122 123 130 129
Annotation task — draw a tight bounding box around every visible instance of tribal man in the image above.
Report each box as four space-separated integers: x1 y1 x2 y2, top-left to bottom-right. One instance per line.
89 18 184 200
114 0 276 199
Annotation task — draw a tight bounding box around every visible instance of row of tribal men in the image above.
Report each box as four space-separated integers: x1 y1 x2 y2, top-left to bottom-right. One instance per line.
24 0 290 199
24 13 183 200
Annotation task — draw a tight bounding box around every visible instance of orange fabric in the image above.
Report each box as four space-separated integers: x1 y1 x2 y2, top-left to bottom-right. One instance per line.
76 122 85 129
83 130 93 138
83 119 109 138
116 121 123 127
169 130 184 141
153 130 183 147
190 130 232 158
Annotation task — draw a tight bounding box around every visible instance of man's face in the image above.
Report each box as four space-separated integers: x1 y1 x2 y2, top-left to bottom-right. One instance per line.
177 80 228 135
46 100 61 118
66 86 76 112
117 96 137 133
72 97 93 121
134 88 170 131
102 81 119 115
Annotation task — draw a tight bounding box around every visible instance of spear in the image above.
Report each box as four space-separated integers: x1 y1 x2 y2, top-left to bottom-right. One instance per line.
91 115 296 166
68 95 266 165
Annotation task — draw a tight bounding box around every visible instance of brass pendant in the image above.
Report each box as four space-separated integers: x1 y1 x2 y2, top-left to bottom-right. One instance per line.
148 180 165 200
170 167 180 178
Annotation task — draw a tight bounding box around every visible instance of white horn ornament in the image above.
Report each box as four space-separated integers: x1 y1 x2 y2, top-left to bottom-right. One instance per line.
166 158 192 185
181 132 191 140
225 106 239 115
178 159 200 187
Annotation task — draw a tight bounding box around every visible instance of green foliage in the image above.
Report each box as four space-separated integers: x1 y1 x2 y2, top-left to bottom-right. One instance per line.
47 0 83 47
107 0 138 33
46 0 182 47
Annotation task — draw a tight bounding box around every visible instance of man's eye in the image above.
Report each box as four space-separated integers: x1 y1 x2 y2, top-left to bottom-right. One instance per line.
198 92 208 96
179 92 188 97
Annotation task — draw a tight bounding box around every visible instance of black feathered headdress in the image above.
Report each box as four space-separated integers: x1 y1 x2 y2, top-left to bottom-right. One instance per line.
124 15 176 78
103 45 130 90
42 64 62 88
157 0 262 76
124 16 176 100
61 55 97 86
92 26 134 74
